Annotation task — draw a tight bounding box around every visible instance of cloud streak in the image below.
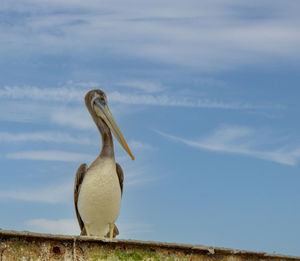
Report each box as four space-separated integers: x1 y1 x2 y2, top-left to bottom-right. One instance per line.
156 126 300 166
25 218 151 237
125 168 158 187
1 1 299 70
25 219 80 235
6 150 93 162
128 140 153 151
0 181 73 203
50 107 94 130
0 85 266 111
109 91 260 109
0 85 86 102
0 131 92 145
117 80 165 93
0 131 153 151
0 99 94 129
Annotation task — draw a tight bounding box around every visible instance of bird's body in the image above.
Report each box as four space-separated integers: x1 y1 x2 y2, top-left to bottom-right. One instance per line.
77 157 121 236
74 89 134 238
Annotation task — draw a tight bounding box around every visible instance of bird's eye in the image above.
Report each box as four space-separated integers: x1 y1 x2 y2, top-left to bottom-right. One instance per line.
100 97 106 104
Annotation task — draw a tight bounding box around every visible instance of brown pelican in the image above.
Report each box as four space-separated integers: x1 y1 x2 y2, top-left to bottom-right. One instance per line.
74 89 134 238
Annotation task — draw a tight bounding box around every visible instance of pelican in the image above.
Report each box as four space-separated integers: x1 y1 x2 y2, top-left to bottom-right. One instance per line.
74 89 134 238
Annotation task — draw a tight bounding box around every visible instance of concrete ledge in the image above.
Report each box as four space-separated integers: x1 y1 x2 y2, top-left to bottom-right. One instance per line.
0 229 299 260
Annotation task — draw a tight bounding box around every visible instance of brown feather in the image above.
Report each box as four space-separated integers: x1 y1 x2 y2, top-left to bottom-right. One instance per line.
74 163 88 236
116 162 124 196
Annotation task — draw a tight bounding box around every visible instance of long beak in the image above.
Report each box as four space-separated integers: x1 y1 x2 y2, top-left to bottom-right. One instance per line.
94 100 134 160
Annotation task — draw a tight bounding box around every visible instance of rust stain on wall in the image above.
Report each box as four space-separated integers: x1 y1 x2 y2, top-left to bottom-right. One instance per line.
0 229 299 261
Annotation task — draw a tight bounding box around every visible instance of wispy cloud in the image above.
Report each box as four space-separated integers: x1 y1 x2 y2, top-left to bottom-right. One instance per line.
124 166 158 187
0 181 73 203
6 150 93 162
50 107 94 130
74 81 100 88
117 80 165 93
0 131 152 158
0 98 95 129
156 126 300 166
128 140 153 151
0 131 92 145
0 85 86 102
0 85 266 112
0 130 152 154
1 1 299 70
0 101 50 123
25 219 80 235
109 91 259 109
25 218 151 237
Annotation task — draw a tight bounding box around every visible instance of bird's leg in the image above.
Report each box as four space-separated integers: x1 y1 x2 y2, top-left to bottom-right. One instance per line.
85 224 91 236
109 223 115 239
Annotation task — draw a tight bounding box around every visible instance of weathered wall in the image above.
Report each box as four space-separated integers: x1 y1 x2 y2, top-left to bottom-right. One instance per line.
0 229 299 261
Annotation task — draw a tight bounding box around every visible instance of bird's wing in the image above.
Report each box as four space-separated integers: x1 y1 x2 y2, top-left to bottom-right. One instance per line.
74 163 88 235
116 162 124 196
108 162 123 238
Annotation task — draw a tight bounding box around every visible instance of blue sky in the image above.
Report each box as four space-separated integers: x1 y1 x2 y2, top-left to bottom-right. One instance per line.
0 0 300 256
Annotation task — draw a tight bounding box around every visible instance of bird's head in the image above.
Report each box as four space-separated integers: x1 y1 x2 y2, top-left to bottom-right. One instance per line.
85 89 134 160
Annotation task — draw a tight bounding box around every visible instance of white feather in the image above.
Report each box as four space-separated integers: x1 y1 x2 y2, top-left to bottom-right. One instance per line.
77 157 121 236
